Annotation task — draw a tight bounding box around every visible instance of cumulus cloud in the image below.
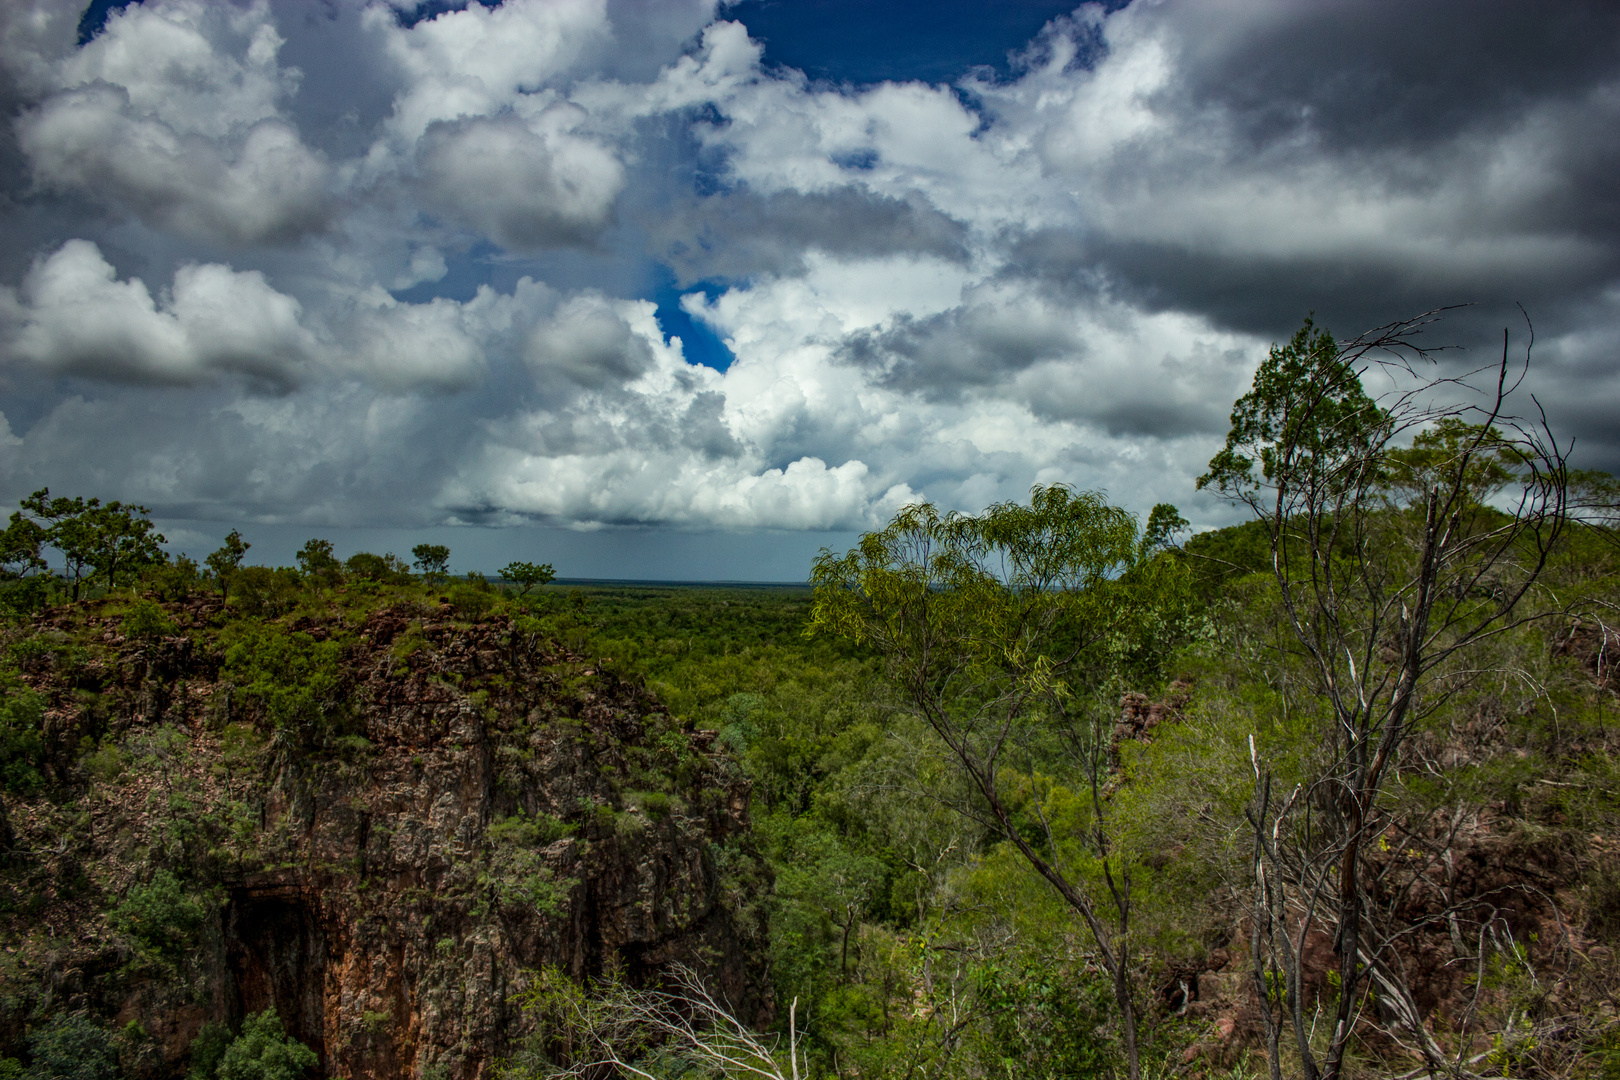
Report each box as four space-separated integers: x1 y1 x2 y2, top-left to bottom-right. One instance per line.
370 0 610 142
0 0 1617 548
526 292 656 389
0 240 318 387
975 1 1620 333
416 107 623 248
15 0 331 243
652 186 970 283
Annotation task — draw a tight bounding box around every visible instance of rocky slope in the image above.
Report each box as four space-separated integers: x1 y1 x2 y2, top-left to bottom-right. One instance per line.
0 592 771 1079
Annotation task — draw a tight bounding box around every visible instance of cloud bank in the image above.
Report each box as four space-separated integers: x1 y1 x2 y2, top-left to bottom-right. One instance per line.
0 0 1616 547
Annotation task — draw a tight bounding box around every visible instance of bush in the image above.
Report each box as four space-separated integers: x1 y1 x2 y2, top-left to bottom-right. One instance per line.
121 599 176 640
185 1023 231 1080
230 567 302 617
213 1011 316 1080
445 582 495 619
0 577 51 618
344 552 411 584
144 556 201 602
0 684 45 795
221 624 346 744
24 1015 120 1080
107 870 208 961
485 810 577 916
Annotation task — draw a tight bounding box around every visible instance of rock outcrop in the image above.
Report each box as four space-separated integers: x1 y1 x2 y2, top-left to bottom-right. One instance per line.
0 596 771 1079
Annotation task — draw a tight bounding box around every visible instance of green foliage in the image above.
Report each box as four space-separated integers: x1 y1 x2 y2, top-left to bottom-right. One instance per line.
17 487 168 599
211 1011 316 1080
973 959 1118 1079
294 539 341 589
24 1015 121 1080
0 575 53 617
220 623 347 744
206 531 251 597
500 561 555 595
1197 317 1384 500
185 1023 232 1080
0 512 46 579
229 566 302 617
107 870 209 962
344 551 411 583
145 554 202 602
121 599 176 640
445 581 496 619
1382 417 1526 506
484 810 577 916
0 675 46 795
1141 502 1189 555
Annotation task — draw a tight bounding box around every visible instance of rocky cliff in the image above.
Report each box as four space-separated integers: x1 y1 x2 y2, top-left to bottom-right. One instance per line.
0 593 771 1079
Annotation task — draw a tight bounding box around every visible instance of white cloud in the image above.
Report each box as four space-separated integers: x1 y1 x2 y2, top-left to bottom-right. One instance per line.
1 240 319 386
15 0 331 243
370 0 610 142
0 0 1614 548
416 105 624 248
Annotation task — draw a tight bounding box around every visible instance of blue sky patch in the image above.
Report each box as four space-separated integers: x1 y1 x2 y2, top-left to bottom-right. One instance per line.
728 0 1126 85
651 270 735 372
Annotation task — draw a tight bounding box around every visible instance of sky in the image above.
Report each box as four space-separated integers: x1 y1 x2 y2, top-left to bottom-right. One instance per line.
0 0 1616 579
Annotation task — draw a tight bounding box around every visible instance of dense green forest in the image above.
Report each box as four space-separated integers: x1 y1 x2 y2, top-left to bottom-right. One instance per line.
2 319 1619 1080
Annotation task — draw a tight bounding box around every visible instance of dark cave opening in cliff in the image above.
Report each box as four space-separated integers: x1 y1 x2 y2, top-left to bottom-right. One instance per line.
225 889 329 1065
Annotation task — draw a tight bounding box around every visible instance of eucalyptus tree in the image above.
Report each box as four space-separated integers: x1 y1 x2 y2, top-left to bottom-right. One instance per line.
205 530 251 598
809 484 1190 1080
16 488 167 599
412 543 451 583
500 560 556 595
1199 314 1569 1079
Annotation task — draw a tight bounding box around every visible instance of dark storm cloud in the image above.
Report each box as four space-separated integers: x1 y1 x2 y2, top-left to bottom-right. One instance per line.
1019 0 1620 343
840 302 1076 395
1008 227 1612 345
1167 1 1620 158
652 185 970 284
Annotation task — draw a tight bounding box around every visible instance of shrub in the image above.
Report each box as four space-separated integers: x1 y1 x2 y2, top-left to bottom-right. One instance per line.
185 1022 232 1080
0 577 51 618
212 1011 316 1080
24 1015 120 1080
221 625 346 744
108 870 209 961
485 810 577 916
144 556 201 602
344 552 411 584
445 583 495 619
121 599 176 640
0 685 45 795
231 567 301 617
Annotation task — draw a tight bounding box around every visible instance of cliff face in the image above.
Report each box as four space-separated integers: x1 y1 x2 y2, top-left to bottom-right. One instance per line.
0 596 772 1079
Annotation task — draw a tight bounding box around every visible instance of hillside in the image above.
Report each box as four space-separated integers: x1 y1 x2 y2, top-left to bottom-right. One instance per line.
0 582 770 1079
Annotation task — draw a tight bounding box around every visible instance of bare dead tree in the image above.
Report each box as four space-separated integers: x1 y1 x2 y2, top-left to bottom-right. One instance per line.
1202 311 1570 1079
513 963 801 1080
